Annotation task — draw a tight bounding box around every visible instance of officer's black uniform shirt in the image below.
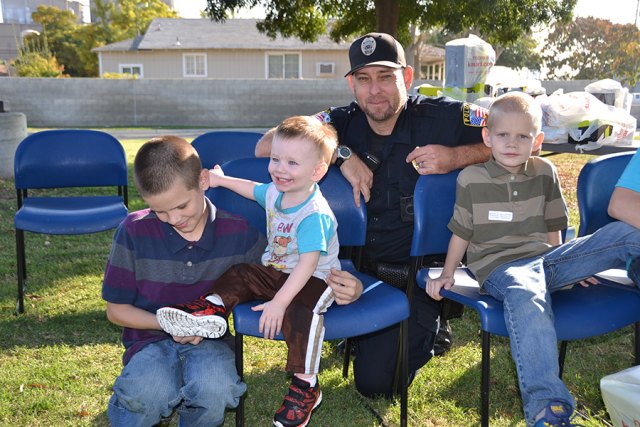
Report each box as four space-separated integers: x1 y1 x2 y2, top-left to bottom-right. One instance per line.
324 95 484 265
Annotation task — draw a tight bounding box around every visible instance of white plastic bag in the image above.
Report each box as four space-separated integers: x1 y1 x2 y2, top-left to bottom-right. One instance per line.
540 91 636 149
584 78 631 112
601 365 640 427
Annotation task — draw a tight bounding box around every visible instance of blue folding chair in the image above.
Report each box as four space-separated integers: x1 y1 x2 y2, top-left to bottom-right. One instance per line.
191 130 263 169
412 159 640 427
14 129 128 313
208 157 410 427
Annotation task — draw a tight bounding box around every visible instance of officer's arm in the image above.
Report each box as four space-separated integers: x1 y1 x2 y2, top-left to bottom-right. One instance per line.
255 127 276 157
449 143 491 169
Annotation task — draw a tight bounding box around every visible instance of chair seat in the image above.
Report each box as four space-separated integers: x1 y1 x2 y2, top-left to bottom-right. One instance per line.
418 267 640 340
233 271 410 340
15 196 127 235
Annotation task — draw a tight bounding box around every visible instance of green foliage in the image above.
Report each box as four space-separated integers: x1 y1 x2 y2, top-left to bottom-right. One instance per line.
495 36 543 72
29 1 178 77
102 72 138 79
13 34 64 78
543 17 640 87
204 0 576 47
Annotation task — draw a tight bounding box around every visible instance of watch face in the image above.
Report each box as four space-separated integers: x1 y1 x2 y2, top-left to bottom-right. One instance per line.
338 146 351 158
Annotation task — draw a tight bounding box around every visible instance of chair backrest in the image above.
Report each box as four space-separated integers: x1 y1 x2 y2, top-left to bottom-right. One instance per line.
577 151 634 236
410 170 461 257
191 131 263 169
14 129 128 190
208 157 367 247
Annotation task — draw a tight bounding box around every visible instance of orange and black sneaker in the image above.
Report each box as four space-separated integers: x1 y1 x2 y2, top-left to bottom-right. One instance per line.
273 376 322 427
156 296 227 338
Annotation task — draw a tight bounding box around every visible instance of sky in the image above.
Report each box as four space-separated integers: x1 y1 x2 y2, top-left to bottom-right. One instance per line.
174 0 640 25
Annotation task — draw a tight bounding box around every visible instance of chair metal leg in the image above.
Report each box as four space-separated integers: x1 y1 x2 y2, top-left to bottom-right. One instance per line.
15 229 26 314
558 341 568 378
400 318 408 427
635 322 640 366
481 331 491 427
342 338 351 378
235 332 244 427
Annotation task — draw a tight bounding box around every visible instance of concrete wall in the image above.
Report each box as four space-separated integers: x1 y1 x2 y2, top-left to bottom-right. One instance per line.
0 77 354 127
0 77 623 128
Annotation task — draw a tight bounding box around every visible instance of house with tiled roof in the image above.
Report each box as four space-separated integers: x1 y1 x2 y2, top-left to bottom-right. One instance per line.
93 18 352 79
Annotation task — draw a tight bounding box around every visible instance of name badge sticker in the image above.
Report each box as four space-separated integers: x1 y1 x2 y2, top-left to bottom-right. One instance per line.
488 210 513 222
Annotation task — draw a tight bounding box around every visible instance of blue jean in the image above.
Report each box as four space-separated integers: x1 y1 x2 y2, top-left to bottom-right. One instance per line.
482 221 640 426
108 338 246 427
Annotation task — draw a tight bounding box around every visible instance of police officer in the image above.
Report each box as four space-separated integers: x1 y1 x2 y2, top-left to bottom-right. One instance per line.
257 32 490 398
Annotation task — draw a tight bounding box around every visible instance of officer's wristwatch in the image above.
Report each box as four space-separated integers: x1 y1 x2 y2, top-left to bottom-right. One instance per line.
334 145 352 167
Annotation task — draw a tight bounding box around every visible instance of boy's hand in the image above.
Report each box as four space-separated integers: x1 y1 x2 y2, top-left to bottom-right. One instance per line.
172 335 204 345
426 275 455 301
578 276 600 287
208 165 225 188
252 300 286 339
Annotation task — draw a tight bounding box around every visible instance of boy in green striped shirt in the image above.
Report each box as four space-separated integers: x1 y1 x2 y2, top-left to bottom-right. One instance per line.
427 92 640 427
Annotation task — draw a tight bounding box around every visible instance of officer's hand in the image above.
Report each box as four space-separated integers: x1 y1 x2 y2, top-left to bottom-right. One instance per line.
407 145 456 175
339 155 372 207
327 268 363 304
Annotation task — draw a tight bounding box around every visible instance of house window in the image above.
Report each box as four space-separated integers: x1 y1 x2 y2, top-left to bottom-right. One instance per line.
316 62 335 77
183 54 207 77
267 53 300 79
119 64 143 77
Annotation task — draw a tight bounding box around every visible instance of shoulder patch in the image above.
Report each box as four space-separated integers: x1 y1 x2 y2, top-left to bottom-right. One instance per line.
313 110 333 124
462 103 488 127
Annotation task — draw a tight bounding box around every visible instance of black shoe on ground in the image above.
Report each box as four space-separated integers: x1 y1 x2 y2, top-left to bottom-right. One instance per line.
273 376 322 427
434 320 453 357
156 296 227 338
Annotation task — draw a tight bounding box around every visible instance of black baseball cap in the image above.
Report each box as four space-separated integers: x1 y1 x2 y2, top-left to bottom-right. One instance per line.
345 32 406 77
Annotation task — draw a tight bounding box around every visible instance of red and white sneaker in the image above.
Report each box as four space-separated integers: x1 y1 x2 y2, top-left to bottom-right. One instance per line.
156 296 227 338
273 376 322 427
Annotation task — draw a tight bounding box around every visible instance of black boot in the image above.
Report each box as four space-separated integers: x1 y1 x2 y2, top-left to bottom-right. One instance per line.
433 320 453 357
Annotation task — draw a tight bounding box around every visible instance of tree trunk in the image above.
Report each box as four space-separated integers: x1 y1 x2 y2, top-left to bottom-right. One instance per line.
374 0 399 37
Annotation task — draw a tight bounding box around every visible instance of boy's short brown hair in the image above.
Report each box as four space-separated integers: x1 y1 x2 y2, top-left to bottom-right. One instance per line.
486 92 543 134
274 116 338 164
134 135 202 197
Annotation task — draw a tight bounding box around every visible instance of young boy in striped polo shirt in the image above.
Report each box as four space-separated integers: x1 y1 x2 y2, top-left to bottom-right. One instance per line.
426 92 640 427
102 136 265 427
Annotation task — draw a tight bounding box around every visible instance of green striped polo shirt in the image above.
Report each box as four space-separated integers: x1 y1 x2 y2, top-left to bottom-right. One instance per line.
448 156 568 285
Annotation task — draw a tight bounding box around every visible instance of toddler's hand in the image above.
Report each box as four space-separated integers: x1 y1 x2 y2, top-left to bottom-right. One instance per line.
208 165 225 188
252 300 286 339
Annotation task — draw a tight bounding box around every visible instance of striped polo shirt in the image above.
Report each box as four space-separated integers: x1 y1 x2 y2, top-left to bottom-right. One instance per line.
102 197 265 365
449 156 568 285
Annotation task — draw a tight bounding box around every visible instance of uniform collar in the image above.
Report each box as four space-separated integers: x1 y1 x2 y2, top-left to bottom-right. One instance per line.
164 197 217 253
485 156 536 178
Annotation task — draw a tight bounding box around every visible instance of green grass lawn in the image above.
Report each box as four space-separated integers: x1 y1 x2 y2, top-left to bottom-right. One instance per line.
0 141 633 426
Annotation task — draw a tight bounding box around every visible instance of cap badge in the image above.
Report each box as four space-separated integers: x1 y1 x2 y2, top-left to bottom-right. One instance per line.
361 37 376 56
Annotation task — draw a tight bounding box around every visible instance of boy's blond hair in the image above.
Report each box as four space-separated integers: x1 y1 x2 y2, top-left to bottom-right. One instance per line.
486 92 542 134
134 135 202 197
274 116 338 164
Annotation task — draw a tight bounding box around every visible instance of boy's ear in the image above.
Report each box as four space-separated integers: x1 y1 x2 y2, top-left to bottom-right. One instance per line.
481 127 492 148
533 131 545 151
312 161 329 182
198 169 209 190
